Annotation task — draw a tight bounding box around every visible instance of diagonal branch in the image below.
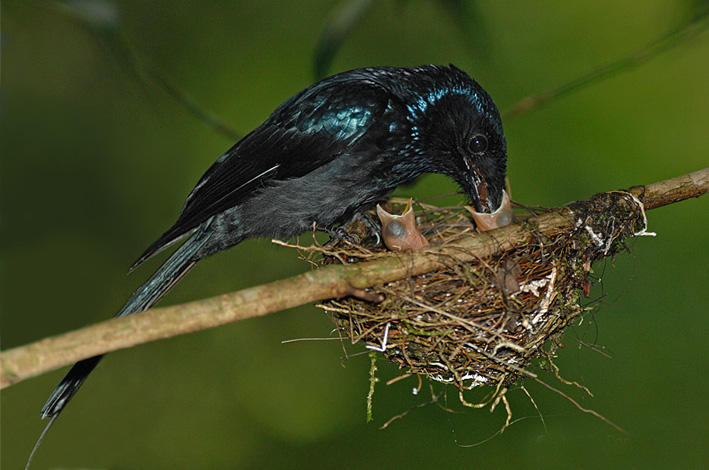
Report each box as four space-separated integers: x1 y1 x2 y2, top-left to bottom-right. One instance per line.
1 168 707 389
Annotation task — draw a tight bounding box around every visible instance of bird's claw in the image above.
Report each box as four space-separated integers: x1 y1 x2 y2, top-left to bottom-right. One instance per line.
318 225 359 247
351 212 382 246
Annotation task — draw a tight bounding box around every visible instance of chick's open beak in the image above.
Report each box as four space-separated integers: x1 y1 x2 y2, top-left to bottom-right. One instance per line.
376 199 429 251
465 190 514 231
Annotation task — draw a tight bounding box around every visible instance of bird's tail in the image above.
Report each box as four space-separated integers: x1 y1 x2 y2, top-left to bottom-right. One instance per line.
39 230 211 419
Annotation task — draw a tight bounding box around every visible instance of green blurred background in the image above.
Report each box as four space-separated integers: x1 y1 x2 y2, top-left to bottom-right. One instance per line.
2 1 708 468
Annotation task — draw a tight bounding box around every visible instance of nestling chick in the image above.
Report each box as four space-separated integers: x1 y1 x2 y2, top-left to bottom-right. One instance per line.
376 199 430 251
466 189 514 231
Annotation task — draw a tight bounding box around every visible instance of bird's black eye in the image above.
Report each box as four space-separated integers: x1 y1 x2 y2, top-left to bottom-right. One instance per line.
468 134 488 154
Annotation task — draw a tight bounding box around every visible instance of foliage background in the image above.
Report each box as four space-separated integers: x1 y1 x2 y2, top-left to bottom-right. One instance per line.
2 1 708 468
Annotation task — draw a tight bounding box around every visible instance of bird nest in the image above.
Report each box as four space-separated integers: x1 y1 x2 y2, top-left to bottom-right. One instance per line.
296 191 648 393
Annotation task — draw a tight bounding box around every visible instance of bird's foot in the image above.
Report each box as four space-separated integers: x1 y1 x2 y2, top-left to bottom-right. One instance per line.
316 212 382 248
349 212 382 246
317 225 359 247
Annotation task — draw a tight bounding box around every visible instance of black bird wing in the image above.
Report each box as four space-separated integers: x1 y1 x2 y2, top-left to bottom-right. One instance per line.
132 76 395 268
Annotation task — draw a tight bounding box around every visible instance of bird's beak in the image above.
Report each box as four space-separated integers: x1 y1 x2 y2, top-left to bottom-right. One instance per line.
465 189 514 231
376 199 429 251
462 156 492 213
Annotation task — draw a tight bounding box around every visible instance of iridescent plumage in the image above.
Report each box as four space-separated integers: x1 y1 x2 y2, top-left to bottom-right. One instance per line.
41 64 508 420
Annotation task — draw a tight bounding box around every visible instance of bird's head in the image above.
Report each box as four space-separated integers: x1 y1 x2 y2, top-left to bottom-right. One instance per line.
405 66 507 214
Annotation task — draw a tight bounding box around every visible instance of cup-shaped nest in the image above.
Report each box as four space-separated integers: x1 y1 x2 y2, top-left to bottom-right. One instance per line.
316 192 647 391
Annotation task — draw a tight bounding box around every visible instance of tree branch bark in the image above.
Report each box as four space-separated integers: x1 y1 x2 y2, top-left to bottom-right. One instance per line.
1 168 707 389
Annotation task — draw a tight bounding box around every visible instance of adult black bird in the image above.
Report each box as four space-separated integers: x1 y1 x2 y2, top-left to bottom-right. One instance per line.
40 64 508 419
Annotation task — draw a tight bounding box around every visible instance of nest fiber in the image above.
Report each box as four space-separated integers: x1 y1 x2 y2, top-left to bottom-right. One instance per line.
316 192 647 391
